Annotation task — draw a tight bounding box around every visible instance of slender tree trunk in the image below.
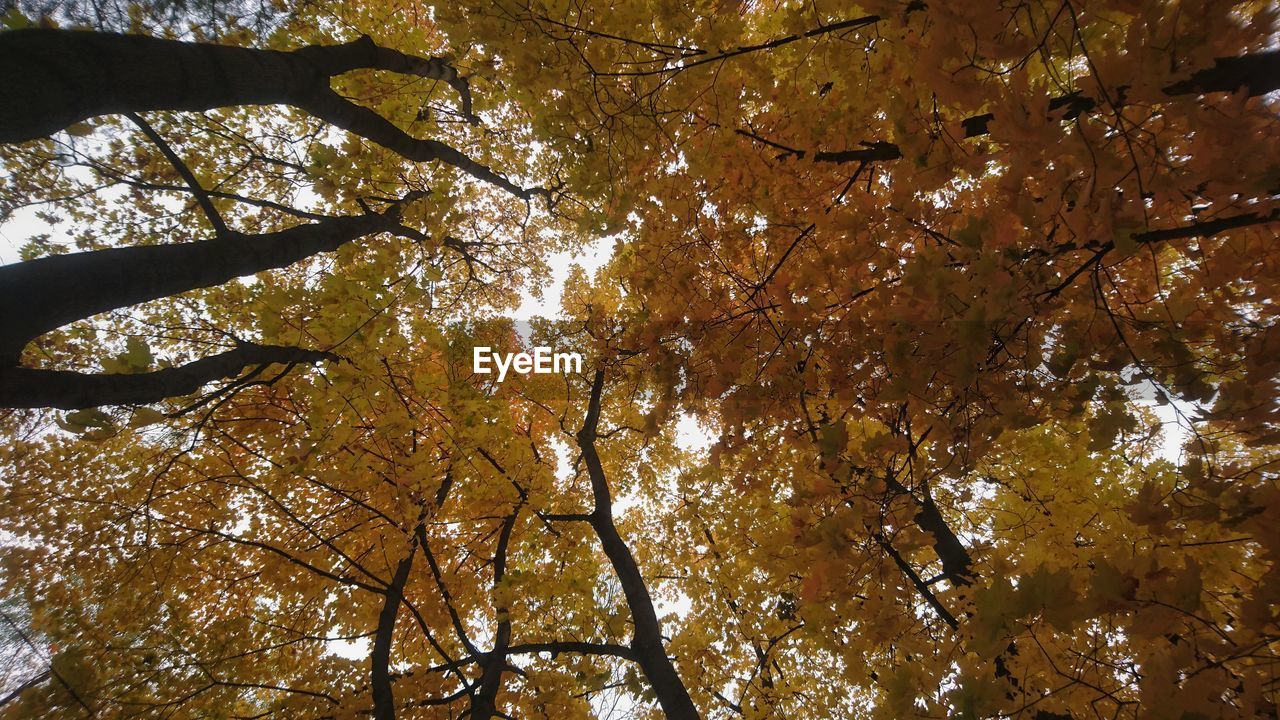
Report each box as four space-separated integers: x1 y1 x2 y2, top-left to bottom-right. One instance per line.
471 509 519 720
577 370 701 720
372 545 417 720
0 343 335 409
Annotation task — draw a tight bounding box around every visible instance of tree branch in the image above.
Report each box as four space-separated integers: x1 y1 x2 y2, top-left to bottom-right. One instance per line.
744 50 1280 165
0 203 405 364
1041 207 1280 298
291 34 478 123
297 89 540 199
472 507 521 720
415 524 481 658
0 343 336 409
1133 206 1280 245
877 532 961 627
124 111 230 237
911 491 974 588
1162 50 1280 97
0 670 50 709
0 30 537 197
597 15 880 77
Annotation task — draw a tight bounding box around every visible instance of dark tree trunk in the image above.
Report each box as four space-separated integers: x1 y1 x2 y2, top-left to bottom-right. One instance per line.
371 545 416 720
0 29 476 142
0 29 523 408
0 210 399 365
471 508 519 720
0 29 536 196
0 343 335 409
0 29 330 143
577 371 702 720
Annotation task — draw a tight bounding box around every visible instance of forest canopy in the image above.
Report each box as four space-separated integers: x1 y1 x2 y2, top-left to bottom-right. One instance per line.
1 0 1279 718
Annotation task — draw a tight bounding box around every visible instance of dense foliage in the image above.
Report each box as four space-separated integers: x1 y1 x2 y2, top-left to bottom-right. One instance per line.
1 1 1278 718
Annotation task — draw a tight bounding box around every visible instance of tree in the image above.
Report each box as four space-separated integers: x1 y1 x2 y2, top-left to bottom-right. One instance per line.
0 22 555 410
2 0 1279 718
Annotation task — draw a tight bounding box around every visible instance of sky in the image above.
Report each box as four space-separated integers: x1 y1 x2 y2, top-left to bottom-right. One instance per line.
0 205 38 266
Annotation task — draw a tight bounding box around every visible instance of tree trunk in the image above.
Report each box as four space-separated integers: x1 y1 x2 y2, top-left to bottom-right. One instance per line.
577 371 702 720
0 210 398 364
0 29 535 196
372 545 416 720
0 29 331 143
0 343 335 409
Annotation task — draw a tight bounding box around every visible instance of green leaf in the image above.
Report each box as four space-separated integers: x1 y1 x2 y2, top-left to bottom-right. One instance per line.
63 409 113 430
122 337 153 372
129 407 168 428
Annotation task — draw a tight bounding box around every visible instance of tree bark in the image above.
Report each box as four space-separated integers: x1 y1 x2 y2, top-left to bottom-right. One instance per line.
0 30 536 196
576 370 701 720
0 343 335 409
912 491 974 587
0 209 398 365
1 29 330 142
372 544 417 720
471 508 519 720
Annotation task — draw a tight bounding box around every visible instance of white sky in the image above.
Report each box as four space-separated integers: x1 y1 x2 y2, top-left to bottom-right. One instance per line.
511 236 613 320
0 206 49 266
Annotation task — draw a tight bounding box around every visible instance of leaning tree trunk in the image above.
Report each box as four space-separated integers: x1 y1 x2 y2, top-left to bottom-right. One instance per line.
0 209 401 365
0 29 537 197
0 203 415 409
